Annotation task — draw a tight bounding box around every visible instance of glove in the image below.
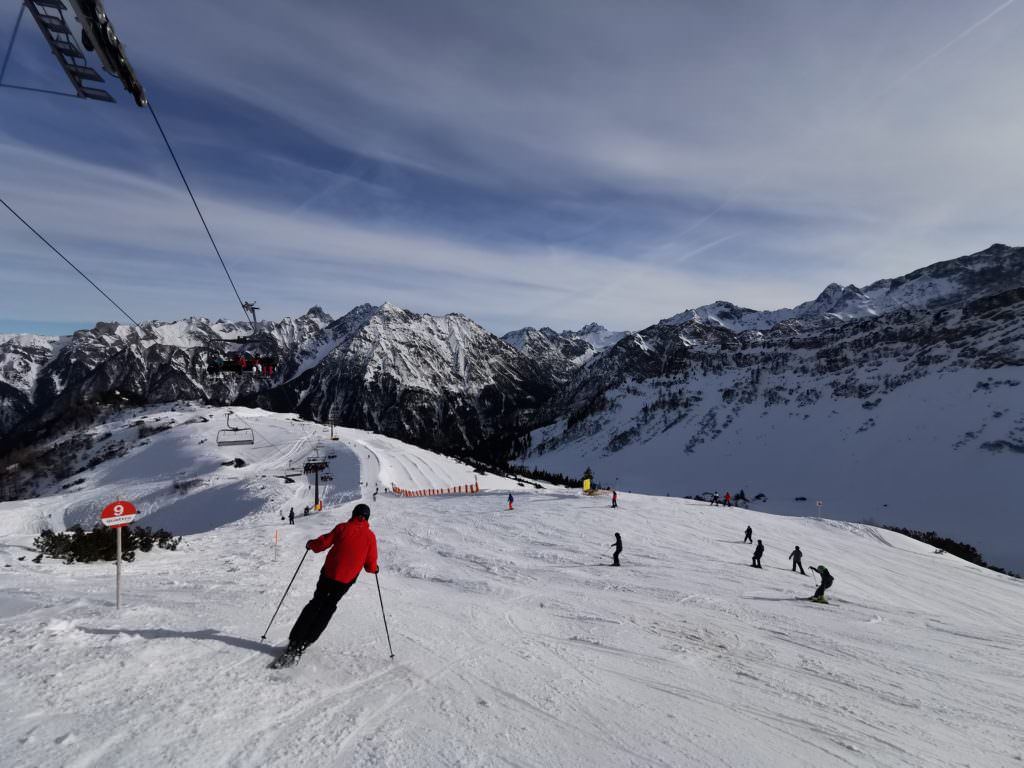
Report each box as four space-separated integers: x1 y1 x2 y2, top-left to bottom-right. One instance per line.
305 540 315 551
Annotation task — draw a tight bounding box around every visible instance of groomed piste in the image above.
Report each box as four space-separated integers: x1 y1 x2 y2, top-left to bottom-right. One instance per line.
1 406 1022 767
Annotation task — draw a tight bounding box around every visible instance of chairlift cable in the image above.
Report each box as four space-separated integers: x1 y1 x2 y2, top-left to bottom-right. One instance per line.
147 102 253 332
0 196 140 326
0 3 25 86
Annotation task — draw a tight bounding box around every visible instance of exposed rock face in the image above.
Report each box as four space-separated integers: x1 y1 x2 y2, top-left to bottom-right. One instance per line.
1 245 1021 472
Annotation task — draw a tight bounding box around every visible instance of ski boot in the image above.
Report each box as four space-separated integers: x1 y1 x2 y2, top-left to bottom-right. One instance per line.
270 642 307 669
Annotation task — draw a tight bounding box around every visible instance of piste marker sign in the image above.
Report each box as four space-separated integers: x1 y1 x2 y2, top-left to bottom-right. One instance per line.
101 501 138 529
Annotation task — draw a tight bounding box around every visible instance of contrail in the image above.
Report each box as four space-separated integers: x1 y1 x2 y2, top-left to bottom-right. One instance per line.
675 0 1017 239
884 0 1016 95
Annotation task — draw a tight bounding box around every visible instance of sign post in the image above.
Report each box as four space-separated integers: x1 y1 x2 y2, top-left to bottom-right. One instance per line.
101 501 138 610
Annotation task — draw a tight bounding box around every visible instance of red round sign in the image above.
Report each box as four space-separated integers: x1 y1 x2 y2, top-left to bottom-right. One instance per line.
101 500 138 528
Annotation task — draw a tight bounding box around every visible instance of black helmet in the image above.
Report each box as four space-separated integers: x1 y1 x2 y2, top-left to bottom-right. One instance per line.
352 503 371 520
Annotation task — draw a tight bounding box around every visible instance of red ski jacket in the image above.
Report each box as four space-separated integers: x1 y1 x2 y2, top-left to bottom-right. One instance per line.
308 519 379 584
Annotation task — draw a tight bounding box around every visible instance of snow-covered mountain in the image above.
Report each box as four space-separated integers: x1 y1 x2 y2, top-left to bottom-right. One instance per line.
0 303 553 460
263 303 556 457
2 405 1022 767
1 245 1022 567
523 246 1024 571
663 243 1022 331
501 322 627 375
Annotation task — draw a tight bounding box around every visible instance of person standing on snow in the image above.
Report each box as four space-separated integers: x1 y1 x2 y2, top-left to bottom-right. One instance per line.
507 493 514 511
275 503 379 667
789 545 805 574
751 539 764 568
610 532 623 566
809 565 833 602
724 492 732 507
288 508 295 525
744 525 753 544
611 490 618 509
711 492 720 506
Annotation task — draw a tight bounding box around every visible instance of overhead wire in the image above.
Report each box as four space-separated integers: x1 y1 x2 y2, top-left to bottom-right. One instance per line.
0 196 141 326
146 102 254 332
0 3 24 86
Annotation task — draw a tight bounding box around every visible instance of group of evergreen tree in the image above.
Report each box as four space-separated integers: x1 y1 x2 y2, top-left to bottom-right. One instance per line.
882 525 1020 578
33 524 181 564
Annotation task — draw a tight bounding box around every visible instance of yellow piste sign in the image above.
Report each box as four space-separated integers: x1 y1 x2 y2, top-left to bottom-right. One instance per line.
583 478 591 492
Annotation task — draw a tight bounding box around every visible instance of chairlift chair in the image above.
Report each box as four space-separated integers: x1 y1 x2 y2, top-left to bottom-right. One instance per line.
216 412 254 447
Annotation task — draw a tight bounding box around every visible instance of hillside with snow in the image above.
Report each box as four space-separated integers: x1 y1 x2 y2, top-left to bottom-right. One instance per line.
524 248 1024 573
2 244 1022 569
2 406 1023 767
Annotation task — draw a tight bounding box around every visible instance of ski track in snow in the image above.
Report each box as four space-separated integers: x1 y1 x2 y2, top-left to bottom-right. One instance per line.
1 406 1023 767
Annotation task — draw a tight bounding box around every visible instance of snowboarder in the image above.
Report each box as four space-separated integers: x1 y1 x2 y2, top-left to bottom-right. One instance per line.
273 503 379 668
288 508 295 525
611 490 618 509
507 493 514 511
610 532 623 566
809 565 833 602
743 525 753 544
724 492 732 508
751 539 764 568
789 545 805 574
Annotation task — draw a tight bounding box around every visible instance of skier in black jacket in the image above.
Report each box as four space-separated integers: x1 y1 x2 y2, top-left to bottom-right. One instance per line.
809 565 834 602
744 526 753 544
789 545 804 574
751 540 764 568
610 532 623 566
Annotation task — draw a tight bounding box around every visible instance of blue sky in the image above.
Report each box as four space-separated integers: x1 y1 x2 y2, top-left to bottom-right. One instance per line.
2 0 1023 335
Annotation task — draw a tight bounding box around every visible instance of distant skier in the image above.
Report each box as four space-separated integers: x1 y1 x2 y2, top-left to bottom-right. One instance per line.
288 508 295 525
751 539 764 568
711 492 720 506
809 565 833 602
744 525 753 544
373 487 378 502
610 532 623 566
724 492 732 508
507 493 514 511
303 505 310 517
611 490 618 509
273 503 379 668
789 545 805 574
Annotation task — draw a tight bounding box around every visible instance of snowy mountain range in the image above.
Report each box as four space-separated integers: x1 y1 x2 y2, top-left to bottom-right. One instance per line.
1 244 1022 565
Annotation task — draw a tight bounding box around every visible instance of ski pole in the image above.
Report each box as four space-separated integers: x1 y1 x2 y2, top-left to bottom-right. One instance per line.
260 549 309 641
375 571 395 659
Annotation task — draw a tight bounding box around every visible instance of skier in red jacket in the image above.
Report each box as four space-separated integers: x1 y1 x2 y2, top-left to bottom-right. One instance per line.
275 503 379 667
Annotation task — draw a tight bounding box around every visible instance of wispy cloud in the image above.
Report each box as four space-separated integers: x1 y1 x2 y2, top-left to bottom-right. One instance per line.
2 0 1023 334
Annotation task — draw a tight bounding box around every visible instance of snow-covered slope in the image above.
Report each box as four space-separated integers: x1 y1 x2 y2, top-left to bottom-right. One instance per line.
1 406 1022 767
526 254 1024 572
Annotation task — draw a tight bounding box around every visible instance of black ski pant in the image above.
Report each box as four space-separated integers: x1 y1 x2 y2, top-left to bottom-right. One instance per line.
744 534 752 543
752 556 762 568
613 548 621 566
812 584 830 600
289 572 354 649
792 561 804 574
